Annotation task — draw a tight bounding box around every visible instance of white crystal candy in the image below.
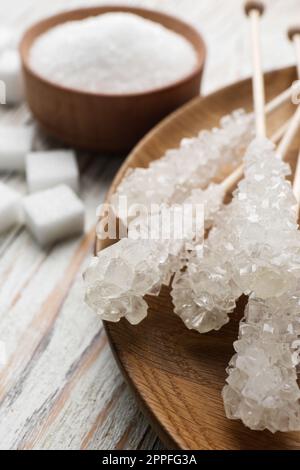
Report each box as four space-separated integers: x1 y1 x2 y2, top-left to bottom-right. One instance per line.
183 184 225 230
223 292 300 433
171 138 300 333
86 188 212 324
26 150 79 193
23 185 84 246
0 182 21 233
84 238 171 324
111 110 253 225
229 139 300 298
0 49 24 104
0 125 34 172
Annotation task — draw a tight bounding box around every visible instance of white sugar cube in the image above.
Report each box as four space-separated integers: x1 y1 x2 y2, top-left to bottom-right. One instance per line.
0 49 24 104
23 185 85 246
0 182 21 233
26 150 79 193
0 125 34 172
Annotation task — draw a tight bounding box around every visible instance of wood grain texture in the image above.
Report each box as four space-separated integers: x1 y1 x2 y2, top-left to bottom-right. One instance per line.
97 67 300 450
0 0 300 451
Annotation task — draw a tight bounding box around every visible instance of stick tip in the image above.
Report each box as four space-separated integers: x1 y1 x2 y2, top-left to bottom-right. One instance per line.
288 27 300 41
244 1 265 16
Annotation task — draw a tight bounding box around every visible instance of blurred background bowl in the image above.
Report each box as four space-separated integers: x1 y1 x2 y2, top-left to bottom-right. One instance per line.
20 5 206 153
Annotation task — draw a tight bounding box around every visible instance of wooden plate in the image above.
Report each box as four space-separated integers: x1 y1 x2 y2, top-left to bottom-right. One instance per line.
97 66 300 450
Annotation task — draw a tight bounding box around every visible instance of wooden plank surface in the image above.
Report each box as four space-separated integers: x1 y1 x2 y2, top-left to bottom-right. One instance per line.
0 0 299 450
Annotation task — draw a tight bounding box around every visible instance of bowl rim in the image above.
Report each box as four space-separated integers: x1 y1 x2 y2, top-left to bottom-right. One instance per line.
20 5 206 99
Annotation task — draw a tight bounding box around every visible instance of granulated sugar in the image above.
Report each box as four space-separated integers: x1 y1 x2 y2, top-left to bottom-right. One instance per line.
29 12 198 94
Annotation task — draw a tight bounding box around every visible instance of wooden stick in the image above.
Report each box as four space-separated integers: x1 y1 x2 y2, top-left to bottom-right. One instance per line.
271 122 291 146
220 121 287 194
293 156 300 205
271 120 290 144
219 85 292 195
245 2 266 137
276 106 300 158
288 27 300 78
244 1 265 16
265 86 292 115
289 28 300 204
294 34 300 79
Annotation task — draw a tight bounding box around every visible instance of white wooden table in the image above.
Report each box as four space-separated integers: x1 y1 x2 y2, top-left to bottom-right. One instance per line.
0 0 298 450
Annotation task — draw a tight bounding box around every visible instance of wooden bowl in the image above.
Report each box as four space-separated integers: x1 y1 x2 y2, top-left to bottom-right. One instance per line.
96 66 300 450
20 6 206 153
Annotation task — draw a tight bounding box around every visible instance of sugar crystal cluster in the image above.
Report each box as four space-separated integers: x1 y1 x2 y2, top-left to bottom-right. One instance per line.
84 238 180 324
223 292 300 432
111 109 253 225
183 183 226 230
85 191 207 323
85 115 256 325
85 179 230 325
171 138 300 333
